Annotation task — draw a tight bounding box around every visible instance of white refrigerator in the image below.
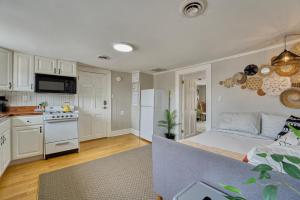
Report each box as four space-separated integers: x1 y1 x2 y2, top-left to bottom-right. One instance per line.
140 89 168 141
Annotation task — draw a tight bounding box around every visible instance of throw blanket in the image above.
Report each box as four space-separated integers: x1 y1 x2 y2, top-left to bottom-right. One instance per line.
247 144 300 173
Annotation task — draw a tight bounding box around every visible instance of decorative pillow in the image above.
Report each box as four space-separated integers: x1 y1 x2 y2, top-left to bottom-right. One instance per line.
218 112 260 135
273 131 300 147
261 113 288 140
276 115 300 140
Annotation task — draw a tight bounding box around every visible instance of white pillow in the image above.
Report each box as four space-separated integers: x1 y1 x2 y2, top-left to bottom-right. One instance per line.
217 112 260 135
261 113 288 140
272 131 300 147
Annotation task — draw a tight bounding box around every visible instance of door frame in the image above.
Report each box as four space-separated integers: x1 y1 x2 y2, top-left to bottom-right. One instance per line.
77 64 111 139
175 64 211 140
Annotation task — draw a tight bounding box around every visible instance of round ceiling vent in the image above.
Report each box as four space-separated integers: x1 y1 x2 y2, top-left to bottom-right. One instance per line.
180 0 207 18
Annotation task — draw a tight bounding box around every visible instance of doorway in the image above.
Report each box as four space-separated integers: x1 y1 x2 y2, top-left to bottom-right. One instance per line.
175 64 211 140
78 70 111 141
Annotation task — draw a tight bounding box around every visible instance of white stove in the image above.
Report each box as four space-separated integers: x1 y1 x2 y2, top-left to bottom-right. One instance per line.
43 111 79 121
43 106 79 159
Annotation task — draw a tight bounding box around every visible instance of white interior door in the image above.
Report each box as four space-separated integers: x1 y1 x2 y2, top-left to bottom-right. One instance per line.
182 79 197 138
78 71 109 141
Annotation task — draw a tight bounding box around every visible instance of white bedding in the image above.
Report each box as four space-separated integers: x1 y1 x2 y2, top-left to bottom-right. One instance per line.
183 130 274 155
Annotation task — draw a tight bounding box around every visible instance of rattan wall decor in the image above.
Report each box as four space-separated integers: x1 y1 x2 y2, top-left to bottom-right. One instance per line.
219 44 300 109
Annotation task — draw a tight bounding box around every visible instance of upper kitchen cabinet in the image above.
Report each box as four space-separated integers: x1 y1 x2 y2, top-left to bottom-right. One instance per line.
0 48 13 90
35 56 77 77
13 52 34 92
35 56 57 75
57 60 77 77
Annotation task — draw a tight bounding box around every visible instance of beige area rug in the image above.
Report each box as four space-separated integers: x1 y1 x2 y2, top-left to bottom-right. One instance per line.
38 145 156 200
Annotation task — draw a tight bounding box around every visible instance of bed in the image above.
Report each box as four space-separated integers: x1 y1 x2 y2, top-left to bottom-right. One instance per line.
180 130 274 160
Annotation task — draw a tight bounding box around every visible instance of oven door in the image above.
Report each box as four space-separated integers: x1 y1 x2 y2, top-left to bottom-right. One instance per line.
44 119 78 143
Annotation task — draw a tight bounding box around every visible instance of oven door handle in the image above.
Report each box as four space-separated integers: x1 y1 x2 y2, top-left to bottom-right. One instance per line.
45 119 78 123
55 141 71 146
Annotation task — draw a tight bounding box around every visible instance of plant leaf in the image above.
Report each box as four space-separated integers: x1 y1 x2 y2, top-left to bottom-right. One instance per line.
259 171 271 180
257 153 267 158
271 154 284 162
285 155 300 164
287 124 300 138
243 177 256 185
263 185 277 200
252 164 273 172
221 185 241 194
224 196 246 200
282 161 300 179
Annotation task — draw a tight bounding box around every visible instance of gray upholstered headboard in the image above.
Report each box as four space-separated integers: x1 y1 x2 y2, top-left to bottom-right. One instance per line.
152 135 300 200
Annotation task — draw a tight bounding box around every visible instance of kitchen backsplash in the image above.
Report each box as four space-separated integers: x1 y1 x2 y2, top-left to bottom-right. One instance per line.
0 91 76 106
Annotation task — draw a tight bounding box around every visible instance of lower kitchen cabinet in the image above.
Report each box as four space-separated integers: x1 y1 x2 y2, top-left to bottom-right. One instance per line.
12 116 43 160
0 118 11 177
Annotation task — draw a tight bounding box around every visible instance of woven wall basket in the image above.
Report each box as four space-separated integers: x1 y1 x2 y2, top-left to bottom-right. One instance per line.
280 88 300 109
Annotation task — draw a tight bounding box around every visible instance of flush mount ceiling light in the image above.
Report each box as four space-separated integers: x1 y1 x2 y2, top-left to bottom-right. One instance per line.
113 43 134 52
180 0 207 18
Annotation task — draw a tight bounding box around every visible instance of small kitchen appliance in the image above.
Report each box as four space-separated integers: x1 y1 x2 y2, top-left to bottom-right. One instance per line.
43 106 79 159
35 74 77 94
0 96 8 112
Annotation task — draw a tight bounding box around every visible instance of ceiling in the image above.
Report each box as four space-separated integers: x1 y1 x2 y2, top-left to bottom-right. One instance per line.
0 0 300 73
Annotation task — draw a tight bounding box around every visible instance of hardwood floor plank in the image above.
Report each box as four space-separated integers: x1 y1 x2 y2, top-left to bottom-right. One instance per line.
0 134 149 200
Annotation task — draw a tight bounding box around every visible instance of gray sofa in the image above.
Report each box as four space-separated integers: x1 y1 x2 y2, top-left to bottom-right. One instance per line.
152 135 300 200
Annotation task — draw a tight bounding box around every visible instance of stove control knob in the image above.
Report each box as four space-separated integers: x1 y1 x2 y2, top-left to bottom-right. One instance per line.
52 116 55 119
61 115 64 118
66 115 69 118
70 115 73 118
56 116 60 118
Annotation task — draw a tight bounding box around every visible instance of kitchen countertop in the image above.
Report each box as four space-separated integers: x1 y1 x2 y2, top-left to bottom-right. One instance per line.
0 106 43 117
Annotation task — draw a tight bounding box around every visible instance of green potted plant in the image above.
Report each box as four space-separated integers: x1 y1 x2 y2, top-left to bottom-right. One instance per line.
158 91 180 140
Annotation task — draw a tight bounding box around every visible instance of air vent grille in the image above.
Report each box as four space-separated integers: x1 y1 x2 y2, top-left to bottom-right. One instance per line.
151 68 168 73
181 0 207 18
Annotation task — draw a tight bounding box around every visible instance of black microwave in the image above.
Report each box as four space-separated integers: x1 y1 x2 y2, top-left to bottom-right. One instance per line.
35 74 77 94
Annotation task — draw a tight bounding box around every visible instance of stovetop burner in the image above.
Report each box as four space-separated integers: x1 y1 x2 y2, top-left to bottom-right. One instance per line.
43 106 79 121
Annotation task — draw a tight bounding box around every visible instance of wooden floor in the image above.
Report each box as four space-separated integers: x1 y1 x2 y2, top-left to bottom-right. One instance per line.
0 134 150 200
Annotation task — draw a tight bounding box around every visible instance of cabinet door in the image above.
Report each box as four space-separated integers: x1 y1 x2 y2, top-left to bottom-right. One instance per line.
12 126 43 160
35 56 57 75
13 52 34 91
57 60 77 77
0 48 13 90
2 129 11 170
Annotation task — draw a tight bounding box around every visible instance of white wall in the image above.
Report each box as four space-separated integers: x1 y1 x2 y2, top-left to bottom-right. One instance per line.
211 44 300 128
154 43 300 130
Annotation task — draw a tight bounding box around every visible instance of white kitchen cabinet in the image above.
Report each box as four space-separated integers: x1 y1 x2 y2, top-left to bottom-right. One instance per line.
12 116 43 160
0 118 11 177
35 56 77 77
13 52 34 91
57 60 77 77
0 48 13 90
34 56 57 75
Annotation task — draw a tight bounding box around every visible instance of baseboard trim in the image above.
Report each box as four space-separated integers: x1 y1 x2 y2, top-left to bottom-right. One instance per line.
110 129 132 137
130 129 140 137
110 128 140 137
